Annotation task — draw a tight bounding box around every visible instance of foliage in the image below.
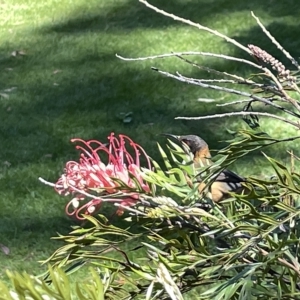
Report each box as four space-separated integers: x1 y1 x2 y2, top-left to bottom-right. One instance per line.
3 1 300 299
29 0 300 299
37 1 300 299
1 0 299 284
0 266 105 300
38 132 300 299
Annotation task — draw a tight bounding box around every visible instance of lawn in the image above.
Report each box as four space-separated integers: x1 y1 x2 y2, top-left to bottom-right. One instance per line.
0 0 300 293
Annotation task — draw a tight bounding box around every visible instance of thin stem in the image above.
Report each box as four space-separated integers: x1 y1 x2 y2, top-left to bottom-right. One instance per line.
38 177 143 203
175 111 300 129
176 72 268 89
175 54 255 84
118 50 280 90
153 67 300 119
116 52 300 112
38 177 56 187
118 50 300 110
175 55 285 95
287 150 300 162
117 51 265 72
188 79 237 83
216 99 253 107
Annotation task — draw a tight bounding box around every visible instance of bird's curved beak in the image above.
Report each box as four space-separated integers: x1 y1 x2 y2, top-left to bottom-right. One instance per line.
160 133 180 140
161 133 191 156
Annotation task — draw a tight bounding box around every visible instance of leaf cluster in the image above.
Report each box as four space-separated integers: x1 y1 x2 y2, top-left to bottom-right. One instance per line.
34 133 300 299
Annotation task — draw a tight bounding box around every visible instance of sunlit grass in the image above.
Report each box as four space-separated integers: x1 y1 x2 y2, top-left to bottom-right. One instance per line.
0 0 300 295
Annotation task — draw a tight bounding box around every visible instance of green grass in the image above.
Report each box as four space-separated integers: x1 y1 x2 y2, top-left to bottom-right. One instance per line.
0 0 300 294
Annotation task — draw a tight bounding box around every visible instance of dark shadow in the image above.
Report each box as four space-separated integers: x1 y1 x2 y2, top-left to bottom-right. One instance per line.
40 0 300 33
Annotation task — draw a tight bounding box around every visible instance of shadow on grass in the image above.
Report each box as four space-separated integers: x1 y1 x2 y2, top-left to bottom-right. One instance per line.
41 0 300 33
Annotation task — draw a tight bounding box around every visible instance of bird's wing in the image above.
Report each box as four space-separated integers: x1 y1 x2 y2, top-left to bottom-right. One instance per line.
216 169 245 183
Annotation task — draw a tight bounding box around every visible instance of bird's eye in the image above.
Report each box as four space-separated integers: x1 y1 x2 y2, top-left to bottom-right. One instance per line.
182 139 190 146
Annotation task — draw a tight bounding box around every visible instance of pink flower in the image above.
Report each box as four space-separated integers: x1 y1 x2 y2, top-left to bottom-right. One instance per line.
55 133 152 220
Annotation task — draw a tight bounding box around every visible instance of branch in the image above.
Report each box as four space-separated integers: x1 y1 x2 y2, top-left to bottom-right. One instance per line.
176 55 290 100
118 50 300 111
38 177 56 187
216 99 253 107
138 0 251 54
118 51 276 89
117 51 265 72
186 79 238 84
175 111 300 129
175 54 257 85
251 12 300 70
152 67 300 119
134 2 300 112
38 177 144 203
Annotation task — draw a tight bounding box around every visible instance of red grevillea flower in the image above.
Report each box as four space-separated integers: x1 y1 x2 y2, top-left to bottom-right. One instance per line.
55 133 152 220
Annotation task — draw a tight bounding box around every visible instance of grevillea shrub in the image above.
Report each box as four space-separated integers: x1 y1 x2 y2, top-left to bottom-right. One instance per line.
11 2 300 299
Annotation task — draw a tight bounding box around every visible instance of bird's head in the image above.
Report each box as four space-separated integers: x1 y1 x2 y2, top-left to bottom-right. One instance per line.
161 134 209 155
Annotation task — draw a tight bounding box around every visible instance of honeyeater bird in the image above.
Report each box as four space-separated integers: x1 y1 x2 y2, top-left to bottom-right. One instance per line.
163 134 248 202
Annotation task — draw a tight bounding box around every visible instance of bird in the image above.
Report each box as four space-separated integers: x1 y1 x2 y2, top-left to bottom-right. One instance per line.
162 134 248 203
